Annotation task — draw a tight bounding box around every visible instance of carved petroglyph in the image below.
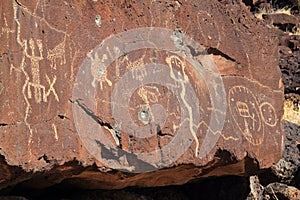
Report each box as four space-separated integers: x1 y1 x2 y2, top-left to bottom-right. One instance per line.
259 102 278 127
88 52 112 89
196 121 239 141
13 1 34 160
137 85 161 105
45 74 59 102
26 38 44 103
1 14 15 46
10 63 22 74
229 86 263 145
5 0 77 166
165 55 200 157
131 65 147 81
166 55 189 82
52 123 58 141
12 0 67 162
12 0 62 106
47 35 66 70
23 38 59 103
26 61 59 103
120 54 147 81
225 74 282 147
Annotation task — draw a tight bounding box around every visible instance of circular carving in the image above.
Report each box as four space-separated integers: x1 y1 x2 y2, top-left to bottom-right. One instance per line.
229 86 263 145
260 102 277 127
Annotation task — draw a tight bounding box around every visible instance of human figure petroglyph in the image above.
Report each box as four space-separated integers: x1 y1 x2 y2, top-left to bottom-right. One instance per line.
236 101 255 138
26 38 44 103
23 38 59 103
10 0 65 162
88 52 112 89
229 85 263 145
1 15 14 47
27 74 59 103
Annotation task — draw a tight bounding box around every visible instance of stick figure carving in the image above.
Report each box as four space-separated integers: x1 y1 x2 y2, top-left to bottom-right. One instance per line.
229 86 263 145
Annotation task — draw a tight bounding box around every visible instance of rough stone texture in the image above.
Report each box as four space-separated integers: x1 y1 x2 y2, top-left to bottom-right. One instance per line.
271 121 300 184
247 176 300 200
244 1 300 199
262 13 300 26
279 41 300 95
0 0 284 192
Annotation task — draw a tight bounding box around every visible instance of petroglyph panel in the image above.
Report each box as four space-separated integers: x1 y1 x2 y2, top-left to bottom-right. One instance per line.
72 27 228 172
0 0 285 188
91 49 214 158
5 0 78 126
222 75 283 166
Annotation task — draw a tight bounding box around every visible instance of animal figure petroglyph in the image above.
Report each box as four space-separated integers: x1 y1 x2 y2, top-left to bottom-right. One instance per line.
47 35 66 69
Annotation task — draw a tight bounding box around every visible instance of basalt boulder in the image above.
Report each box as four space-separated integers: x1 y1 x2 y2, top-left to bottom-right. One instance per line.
0 0 284 190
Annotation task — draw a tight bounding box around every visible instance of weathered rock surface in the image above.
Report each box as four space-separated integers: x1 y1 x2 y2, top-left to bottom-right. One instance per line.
279 40 300 94
271 121 300 184
247 176 300 200
262 13 300 27
0 0 284 191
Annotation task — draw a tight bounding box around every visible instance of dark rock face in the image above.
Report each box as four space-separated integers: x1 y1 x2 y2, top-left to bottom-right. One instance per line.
241 1 300 200
0 0 284 196
271 122 300 184
280 42 300 95
247 177 300 200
